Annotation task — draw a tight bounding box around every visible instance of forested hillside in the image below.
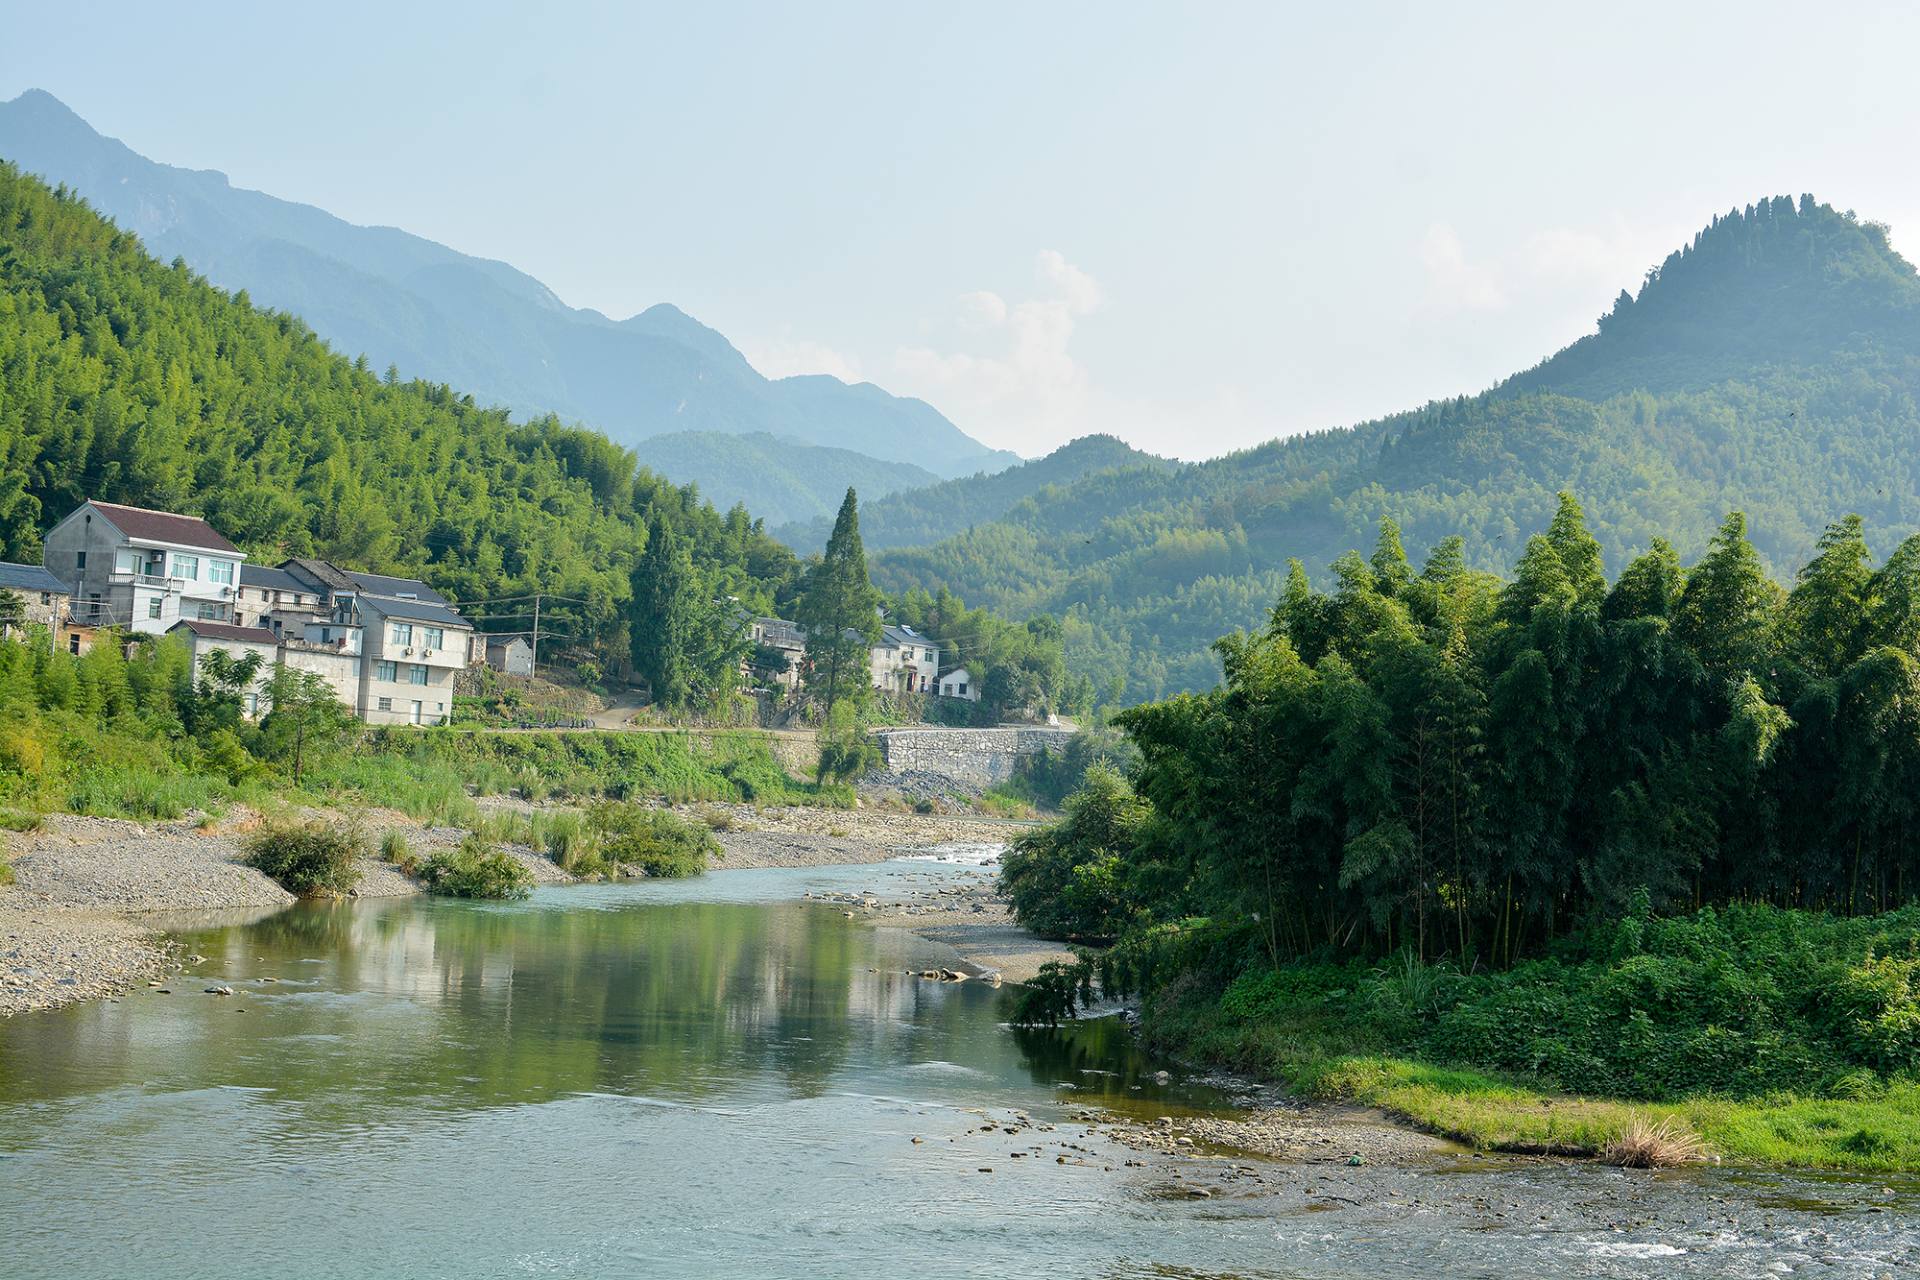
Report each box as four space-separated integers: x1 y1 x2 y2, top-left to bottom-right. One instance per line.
869 198 1920 702
0 89 1019 480
775 433 1171 553
632 431 939 527
0 161 806 655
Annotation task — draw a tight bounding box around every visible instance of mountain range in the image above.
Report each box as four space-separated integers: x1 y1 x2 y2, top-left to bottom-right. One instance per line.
851 197 1920 701
0 89 1017 495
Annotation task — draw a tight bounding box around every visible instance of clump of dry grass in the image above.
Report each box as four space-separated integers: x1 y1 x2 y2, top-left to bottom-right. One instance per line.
1601 1115 1708 1168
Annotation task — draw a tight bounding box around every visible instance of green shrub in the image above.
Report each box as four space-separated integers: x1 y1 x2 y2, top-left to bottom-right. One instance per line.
244 822 364 896
590 803 717 878
0 809 45 832
418 836 535 900
380 830 410 863
543 812 610 879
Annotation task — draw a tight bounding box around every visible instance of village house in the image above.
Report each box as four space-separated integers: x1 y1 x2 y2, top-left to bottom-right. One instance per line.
746 616 941 696
35 500 475 726
167 619 280 718
337 593 470 725
869 623 939 695
0 561 70 639
42 501 245 633
748 617 808 689
937 666 981 702
234 563 325 636
484 635 535 676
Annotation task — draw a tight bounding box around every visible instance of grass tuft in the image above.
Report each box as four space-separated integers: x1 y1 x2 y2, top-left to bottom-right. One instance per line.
1601 1115 1710 1168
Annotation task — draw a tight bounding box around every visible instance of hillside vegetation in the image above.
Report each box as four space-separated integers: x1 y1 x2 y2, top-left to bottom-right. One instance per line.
632 431 940 527
866 197 1920 702
0 161 805 652
0 89 1018 479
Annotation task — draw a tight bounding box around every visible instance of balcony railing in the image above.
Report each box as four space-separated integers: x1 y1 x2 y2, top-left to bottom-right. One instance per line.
106 570 184 589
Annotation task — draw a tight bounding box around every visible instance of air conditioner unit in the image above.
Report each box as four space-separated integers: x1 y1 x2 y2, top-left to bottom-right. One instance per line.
403 647 415 656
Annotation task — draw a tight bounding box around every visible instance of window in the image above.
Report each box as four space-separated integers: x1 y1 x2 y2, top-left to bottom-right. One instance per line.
174 555 199 580
147 598 163 620
39 592 51 606
375 661 397 682
69 634 81 655
115 550 139 573
377 697 392 712
195 602 222 621
424 627 444 651
75 550 87 570
391 622 414 646
208 560 233 585
409 664 428 685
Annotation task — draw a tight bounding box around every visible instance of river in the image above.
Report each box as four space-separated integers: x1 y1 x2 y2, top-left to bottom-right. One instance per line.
2 861 1916 1278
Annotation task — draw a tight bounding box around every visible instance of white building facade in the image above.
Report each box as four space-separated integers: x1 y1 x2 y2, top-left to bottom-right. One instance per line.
42 501 244 635
868 623 939 695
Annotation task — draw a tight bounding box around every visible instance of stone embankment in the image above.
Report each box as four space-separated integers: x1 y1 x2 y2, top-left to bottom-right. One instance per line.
870 726 1075 787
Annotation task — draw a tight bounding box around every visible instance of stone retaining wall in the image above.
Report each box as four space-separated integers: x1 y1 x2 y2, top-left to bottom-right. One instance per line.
870 726 1076 786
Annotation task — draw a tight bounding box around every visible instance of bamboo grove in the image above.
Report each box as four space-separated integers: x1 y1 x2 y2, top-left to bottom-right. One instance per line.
1061 495 1920 966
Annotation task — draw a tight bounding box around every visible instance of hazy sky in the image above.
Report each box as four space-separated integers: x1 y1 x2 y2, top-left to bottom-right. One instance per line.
6 2 1919 460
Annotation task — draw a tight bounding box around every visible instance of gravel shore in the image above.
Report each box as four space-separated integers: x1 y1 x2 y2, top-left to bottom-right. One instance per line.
698 802 1037 870
0 810 577 1016
1 803 1033 1016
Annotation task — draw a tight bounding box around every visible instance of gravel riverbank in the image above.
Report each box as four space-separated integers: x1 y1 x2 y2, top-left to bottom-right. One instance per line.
1 803 1036 1016
0 810 572 1016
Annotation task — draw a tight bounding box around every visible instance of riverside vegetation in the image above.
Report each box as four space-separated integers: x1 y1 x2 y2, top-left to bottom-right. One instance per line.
0 623 848 853
1004 497 1920 1171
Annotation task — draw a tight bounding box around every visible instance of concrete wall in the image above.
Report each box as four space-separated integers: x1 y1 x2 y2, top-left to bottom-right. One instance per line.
278 644 361 713
870 726 1076 786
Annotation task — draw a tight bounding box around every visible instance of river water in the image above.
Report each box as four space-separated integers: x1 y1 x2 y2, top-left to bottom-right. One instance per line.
3 861 1916 1279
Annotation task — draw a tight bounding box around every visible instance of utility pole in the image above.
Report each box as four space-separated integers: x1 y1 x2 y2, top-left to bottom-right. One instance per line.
530 592 542 674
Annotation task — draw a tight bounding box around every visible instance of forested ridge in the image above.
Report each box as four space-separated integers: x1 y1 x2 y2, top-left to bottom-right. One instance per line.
866 197 1920 704
0 161 807 652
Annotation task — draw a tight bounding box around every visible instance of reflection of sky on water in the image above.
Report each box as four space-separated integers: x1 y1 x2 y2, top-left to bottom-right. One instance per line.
3 868 1915 1279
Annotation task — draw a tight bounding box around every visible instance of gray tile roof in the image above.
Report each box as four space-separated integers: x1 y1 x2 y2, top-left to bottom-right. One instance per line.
346 570 449 606
239 564 307 593
354 593 469 628
0 561 67 594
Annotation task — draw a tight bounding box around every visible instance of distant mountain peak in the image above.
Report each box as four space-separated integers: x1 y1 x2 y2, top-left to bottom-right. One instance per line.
1504 194 1920 401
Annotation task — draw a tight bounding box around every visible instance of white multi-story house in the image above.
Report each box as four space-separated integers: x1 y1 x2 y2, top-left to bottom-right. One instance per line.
337 593 472 725
869 624 939 695
42 501 244 634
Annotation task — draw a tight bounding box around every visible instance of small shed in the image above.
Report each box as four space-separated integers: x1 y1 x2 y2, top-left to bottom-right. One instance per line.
485 635 535 676
938 666 980 702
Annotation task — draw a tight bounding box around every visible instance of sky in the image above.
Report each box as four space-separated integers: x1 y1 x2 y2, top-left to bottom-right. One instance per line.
5 1 1920 461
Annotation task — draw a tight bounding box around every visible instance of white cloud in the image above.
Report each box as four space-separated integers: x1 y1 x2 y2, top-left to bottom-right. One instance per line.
1419 223 1509 311
892 249 1105 450
1419 218 1672 317
740 337 866 384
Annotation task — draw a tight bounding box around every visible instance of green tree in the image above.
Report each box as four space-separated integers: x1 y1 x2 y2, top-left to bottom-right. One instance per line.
1784 514 1874 677
259 666 356 784
795 489 879 713
630 511 696 708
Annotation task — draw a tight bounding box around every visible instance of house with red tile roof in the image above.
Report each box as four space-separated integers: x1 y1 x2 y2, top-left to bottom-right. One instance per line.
42 500 246 635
